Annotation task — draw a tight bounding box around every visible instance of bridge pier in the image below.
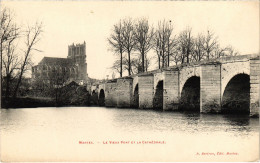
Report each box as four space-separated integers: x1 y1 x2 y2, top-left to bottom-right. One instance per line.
117 77 133 108
250 58 260 117
138 74 154 109
200 63 221 113
105 80 117 107
163 70 179 111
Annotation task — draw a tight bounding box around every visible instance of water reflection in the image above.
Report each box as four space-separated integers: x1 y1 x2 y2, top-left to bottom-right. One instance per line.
222 114 250 126
181 111 201 124
107 107 258 136
1 107 258 134
222 114 258 134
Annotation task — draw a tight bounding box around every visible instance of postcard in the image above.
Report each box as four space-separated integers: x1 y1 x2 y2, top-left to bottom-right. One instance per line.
0 1 259 162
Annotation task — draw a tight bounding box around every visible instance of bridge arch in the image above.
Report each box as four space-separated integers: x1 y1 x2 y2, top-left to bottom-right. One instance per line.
221 61 250 97
221 73 250 114
179 76 200 111
133 84 139 108
98 89 105 106
179 66 201 94
153 80 163 110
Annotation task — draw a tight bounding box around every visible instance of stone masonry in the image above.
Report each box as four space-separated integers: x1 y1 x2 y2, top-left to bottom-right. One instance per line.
97 54 260 116
138 74 154 109
117 77 133 108
250 57 260 117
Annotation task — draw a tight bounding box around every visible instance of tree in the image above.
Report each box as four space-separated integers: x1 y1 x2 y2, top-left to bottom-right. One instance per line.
122 18 136 75
166 20 173 67
213 45 239 59
192 33 205 62
144 54 152 72
169 38 181 65
133 18 154 72
107 20 124 77
2 41 20 99
12 22 43 98
1 7 43 100
153 20 173 69
225 45 239 56
1 8 20 100
32 66 70 104
0 8 19 64
48 67 70 105
131 54 152 74
108 17 241 74
203 30 218 60
177 27 194 64
213 44 227 59
110 59 122 75
153 31 162 69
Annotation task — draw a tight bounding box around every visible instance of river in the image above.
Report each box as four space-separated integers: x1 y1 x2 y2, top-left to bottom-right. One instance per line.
0 107 259 162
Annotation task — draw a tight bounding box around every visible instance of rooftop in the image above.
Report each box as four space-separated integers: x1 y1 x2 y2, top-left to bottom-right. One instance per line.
38 57 73 66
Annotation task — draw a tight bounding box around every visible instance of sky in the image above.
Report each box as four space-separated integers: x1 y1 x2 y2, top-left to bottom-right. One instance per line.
1 1 259 79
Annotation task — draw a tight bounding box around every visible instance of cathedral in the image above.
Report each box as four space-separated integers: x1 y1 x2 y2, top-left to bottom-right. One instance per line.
32 42 88 85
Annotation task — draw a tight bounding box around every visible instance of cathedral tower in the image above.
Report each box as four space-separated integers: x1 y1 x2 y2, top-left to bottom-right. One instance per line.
67 41 88 82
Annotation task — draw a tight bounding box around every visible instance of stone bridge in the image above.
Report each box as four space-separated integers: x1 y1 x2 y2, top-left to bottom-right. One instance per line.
94 54 260 116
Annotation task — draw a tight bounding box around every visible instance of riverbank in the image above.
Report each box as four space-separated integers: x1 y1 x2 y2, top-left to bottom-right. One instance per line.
1 97 56 108
1 95 98 108
1 82 95 108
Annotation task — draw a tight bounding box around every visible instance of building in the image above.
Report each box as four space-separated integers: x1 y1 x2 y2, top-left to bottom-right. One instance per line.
32 42 88 85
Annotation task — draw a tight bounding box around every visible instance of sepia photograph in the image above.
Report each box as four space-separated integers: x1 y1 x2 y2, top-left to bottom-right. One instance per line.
0 0 259 162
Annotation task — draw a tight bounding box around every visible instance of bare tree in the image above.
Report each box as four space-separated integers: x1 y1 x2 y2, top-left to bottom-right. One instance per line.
110 57 130 76
177 27 193 64
1 8 20 100
13 22 43 98
225 45 239 56
107 20 124 77
129 57 141 74
153 32 162 69
169 38 181 65
122 18 136 75
131 54 152 73
133 18 154 72
0 8 19 62
192 33 205 62
166 20 173 67
192 30 236 61
204 30 218 60
123 55 137 75
213 44 227 59
144 54 152 72
213 45 239 59
2 42 20 99
108 17 241 73
153 20 173 69
110 59 122 75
